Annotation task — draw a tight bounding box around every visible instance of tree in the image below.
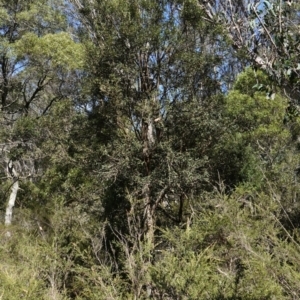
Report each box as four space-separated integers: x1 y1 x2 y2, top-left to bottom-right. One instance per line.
58 1 236 296
0 0 84 227
201 0 300 105
70 0 231 245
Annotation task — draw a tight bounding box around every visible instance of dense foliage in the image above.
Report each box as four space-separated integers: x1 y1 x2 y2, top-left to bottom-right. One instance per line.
1 0 300 299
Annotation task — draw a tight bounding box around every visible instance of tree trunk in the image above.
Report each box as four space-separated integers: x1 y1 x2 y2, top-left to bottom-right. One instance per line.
5 179 19 226
5 160 19 226
143 183 154 247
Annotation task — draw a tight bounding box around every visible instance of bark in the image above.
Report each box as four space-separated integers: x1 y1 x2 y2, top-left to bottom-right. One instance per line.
142 116 156 246
5 179 19 226
5 160 19 226
147 119 155 147
143 183 154 247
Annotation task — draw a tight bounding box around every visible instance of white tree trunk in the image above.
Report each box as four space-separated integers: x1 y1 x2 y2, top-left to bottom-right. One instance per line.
5 179 19 226
147 119 155 147
5 160 19 226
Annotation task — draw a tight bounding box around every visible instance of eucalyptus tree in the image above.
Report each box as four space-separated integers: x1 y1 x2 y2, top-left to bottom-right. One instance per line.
201 0 300 105
0 0 84 227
